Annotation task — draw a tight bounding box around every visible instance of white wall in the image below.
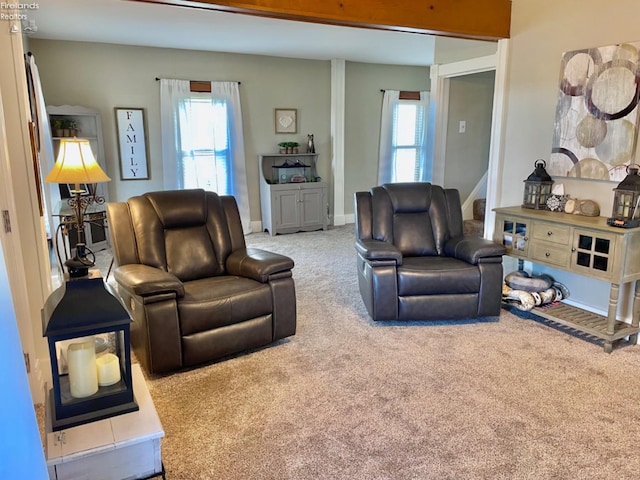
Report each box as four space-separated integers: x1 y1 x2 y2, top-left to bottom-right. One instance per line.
0 241 48 478
501 0 640 313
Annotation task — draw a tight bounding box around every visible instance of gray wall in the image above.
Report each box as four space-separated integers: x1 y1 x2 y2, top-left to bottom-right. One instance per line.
345 61 430 212
30 40 332 227
29 40 430 224
444 71 495 201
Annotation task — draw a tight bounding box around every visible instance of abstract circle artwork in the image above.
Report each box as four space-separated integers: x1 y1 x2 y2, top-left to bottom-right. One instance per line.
550 42 640 182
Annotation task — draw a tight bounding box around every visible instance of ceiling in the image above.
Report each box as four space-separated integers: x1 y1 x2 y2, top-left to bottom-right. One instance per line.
24 0 496 66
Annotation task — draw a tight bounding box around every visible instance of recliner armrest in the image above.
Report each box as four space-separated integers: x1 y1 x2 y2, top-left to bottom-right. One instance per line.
114 264 185 298
227 248 294 283
355 239 402 265
443 236 506 265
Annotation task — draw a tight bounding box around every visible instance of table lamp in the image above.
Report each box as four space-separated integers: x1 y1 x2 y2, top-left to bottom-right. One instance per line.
45 138 111 277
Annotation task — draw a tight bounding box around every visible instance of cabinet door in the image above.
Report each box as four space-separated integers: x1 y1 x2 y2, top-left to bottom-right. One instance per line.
496 216 529 257
299 187 324 228
274 190 300 230
571 229 616 280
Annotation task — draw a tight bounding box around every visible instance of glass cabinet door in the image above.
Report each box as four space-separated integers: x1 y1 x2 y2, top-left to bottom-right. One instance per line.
571 229 616 280
500 218 529 257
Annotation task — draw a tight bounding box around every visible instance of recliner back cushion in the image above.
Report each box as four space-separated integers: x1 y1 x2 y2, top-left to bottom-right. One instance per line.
371 183 451 256
164 225 220 281
128 189 233 282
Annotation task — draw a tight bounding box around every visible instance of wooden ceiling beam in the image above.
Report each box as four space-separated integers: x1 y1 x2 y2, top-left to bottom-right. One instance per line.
131 0 511 41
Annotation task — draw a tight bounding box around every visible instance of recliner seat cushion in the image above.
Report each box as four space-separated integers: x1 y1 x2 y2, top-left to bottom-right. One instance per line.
397 256 480 296
179 276 273 335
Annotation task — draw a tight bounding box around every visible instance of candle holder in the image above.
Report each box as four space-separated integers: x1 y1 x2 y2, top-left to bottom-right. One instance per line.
522 159 554 210
42 270 138 431
607 164 640 228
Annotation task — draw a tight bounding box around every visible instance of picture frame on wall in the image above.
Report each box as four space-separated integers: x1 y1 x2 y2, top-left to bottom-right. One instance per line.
115 107 150 180
275 108 297 134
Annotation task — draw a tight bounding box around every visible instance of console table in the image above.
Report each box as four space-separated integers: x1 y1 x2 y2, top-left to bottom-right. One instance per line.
45 364 165 480
493 206 640 352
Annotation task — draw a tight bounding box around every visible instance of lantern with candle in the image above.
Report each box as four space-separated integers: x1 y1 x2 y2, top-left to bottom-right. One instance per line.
42 271 138 431
522 159 554 210
607 164 640 228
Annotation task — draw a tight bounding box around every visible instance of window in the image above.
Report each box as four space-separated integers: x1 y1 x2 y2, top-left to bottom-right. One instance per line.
378 90 430 185
391 102 427 182
178 94 232 194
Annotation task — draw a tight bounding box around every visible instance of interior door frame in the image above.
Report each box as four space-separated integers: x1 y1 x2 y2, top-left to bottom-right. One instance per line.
429 39 510 239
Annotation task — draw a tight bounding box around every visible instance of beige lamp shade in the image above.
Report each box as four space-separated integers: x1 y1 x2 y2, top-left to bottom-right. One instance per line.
45 138 111 184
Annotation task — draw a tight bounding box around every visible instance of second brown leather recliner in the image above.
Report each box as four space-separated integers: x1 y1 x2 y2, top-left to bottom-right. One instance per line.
354 182 506 321
107 189 296 374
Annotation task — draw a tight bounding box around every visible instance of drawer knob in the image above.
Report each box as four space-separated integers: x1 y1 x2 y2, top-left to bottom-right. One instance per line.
547 231 553 236
545 252 551 257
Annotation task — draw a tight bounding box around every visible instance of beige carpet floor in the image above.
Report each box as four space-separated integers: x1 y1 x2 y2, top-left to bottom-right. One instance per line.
129 225 640 480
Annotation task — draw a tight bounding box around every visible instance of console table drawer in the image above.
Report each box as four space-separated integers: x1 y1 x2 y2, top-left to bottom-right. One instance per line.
530 241 570 267
532 222 570 245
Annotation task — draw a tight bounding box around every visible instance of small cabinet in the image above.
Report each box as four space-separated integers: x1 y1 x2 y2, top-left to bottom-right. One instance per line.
259 153 327 236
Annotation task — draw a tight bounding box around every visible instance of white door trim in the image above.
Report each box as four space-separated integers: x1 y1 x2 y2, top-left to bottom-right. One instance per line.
429 42 510 238
331 59 346 227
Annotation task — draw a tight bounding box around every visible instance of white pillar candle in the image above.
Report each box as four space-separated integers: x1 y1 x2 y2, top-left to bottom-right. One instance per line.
96 353 121 387
67 339 98 398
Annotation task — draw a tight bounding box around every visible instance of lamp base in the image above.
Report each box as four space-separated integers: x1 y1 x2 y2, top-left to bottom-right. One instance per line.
65 243 95 277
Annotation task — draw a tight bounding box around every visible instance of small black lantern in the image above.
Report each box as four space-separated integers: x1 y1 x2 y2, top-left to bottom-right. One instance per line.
522 159 554 210
42 271 138 431
607 164 640 228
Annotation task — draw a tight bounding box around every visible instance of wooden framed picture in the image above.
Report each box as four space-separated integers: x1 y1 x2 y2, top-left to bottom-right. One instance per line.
275 108 297 134
115 107 150 180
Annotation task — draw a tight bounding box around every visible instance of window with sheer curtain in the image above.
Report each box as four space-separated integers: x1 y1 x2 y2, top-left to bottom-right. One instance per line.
178 94 232 193
160 79 251 232
378 90 430 185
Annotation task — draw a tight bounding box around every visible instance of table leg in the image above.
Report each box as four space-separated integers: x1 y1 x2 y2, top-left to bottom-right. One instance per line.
630 280 640 345
604 283 620 352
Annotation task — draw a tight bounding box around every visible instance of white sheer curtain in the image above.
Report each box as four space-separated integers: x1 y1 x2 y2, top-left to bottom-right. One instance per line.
211 81 250 232
159 79 251 232
377 90 430 185
26 54 55 230
160 79 190 190
378 90 400 185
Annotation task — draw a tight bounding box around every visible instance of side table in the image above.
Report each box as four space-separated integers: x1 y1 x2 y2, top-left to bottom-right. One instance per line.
45 364 165 480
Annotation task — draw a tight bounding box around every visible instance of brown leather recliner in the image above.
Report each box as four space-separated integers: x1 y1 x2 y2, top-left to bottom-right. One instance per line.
106 189 296 373
354 182 506 321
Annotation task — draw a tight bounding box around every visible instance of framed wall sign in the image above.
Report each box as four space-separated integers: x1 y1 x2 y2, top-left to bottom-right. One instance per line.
115 107 150 180
275 108 297 134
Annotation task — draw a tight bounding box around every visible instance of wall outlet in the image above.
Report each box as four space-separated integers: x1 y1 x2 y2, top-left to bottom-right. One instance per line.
459 120 466 134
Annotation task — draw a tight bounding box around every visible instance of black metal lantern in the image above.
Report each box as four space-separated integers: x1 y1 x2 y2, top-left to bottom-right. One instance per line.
42 271 138 431
607 164 640 228
522 159 554 210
